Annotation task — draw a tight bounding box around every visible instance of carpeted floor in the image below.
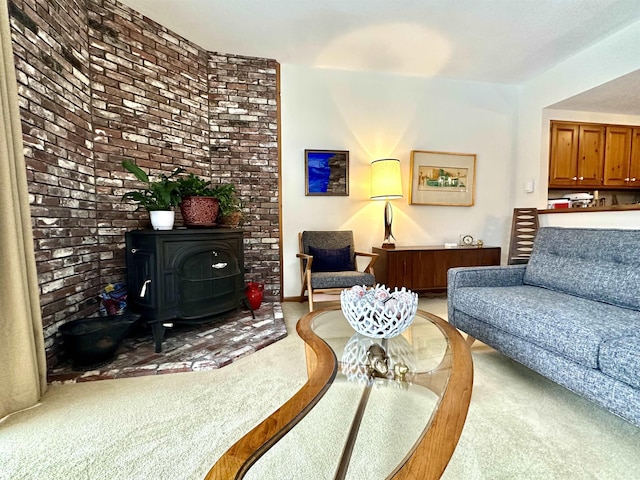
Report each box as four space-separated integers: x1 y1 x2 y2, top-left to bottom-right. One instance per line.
2 298 640 479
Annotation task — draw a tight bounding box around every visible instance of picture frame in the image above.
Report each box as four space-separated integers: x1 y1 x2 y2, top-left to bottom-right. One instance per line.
409 150 476 206
304 149 349 196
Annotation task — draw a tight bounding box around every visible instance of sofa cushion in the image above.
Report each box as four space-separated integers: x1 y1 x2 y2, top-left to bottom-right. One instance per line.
599 336 640 389
523 227 640 311
451 285 640 368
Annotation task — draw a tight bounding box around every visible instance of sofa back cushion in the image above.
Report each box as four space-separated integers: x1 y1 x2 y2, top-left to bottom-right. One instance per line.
523 227 640 310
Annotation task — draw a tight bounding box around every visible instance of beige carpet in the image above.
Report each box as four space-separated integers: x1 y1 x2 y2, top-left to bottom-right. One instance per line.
1 298 639 479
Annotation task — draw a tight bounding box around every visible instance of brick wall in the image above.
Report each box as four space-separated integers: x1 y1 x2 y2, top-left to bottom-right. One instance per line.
9 0 280 367
207 54 280 297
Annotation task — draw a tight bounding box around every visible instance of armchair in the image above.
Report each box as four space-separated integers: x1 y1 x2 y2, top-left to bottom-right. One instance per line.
297 231 378 311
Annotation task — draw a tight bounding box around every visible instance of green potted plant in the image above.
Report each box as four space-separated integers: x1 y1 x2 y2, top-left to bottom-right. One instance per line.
214 183 244 227
175 173 220 226
121 159 183 230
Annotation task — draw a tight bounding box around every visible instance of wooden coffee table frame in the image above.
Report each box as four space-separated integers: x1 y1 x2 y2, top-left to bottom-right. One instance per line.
204 307 473 480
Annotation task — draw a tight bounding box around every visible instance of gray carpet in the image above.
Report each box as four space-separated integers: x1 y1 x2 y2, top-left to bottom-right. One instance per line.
1 299 639 479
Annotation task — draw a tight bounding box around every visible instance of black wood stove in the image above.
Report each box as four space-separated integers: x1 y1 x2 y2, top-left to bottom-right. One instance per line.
125 228 246 352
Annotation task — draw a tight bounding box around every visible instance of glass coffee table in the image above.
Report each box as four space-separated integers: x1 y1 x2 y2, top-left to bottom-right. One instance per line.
205 306 473 480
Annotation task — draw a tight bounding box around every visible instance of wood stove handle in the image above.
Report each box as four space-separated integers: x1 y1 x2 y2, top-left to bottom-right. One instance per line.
139 279 151 297
212 262 228 269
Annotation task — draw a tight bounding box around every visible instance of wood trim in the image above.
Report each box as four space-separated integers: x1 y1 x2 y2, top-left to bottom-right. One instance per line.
276 62 283 303
203 310 337 480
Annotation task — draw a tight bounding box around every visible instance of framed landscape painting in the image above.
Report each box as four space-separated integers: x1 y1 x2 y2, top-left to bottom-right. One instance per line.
409 150 476 206
304 149 349 196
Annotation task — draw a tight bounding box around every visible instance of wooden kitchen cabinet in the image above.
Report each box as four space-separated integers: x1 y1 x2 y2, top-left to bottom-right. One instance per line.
605 126 640 187
549 121 604 188
603 126 633 186
372 245 501 293
630 128 640 187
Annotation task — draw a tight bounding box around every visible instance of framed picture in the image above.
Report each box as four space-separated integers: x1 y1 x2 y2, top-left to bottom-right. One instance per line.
409 150 476 206
304 149 349 196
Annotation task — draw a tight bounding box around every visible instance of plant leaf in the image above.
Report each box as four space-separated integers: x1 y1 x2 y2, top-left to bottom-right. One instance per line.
122 159 149 183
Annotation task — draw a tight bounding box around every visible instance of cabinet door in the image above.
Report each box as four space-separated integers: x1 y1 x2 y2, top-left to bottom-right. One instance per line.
603 126 632 186
629 128 640 187
549 122 579 187
577 124 604 186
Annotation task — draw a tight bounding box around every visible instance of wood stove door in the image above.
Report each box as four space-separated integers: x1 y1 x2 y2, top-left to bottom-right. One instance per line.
177 245 241 319
126 249 156 313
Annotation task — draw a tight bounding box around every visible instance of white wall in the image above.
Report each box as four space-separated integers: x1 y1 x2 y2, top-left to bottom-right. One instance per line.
515 18 640 229
280 64 518 297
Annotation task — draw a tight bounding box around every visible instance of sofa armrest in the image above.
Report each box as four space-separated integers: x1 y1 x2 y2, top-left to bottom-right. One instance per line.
448 265 527 290
447 265 527 324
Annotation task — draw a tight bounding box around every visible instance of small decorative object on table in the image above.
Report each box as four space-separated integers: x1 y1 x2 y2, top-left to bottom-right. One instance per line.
460 234 474 246
340 284 418 338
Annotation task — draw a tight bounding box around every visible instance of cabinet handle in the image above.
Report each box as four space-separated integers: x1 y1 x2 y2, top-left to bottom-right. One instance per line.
579 176 584 180
625 178 630 181
212 262 228 269
131 248 138 254
572 177 577 181
632 178 637 182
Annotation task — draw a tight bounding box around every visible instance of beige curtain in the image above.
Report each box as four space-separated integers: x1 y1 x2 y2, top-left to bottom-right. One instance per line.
0 0 47 419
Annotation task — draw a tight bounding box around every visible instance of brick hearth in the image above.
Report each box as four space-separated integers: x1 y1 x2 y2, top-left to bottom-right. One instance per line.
48 303 286 384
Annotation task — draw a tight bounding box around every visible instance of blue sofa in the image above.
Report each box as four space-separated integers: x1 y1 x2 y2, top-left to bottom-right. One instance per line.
448 227 640 427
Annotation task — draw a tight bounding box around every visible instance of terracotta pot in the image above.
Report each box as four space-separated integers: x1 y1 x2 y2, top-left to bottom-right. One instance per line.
219 211 243 227
245 282 264 310
180 196 219 226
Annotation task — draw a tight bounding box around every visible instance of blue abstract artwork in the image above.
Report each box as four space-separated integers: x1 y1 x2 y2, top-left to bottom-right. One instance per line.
305 150 349 196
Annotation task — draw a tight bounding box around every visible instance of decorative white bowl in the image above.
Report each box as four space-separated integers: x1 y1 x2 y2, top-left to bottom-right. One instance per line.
340 285 418 338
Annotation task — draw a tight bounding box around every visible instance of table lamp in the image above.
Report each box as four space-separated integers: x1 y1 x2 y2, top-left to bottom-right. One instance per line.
370 158 403 249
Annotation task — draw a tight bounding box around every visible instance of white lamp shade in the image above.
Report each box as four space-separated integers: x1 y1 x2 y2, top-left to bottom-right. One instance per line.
370 158 403 199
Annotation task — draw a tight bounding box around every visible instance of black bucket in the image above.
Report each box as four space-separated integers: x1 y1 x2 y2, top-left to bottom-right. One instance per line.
59 313 141 367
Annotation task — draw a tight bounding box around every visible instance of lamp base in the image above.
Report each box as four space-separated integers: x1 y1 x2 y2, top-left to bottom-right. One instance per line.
381 242 395 249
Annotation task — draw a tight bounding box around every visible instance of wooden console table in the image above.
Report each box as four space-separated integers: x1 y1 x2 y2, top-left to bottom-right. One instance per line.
372 245 501 292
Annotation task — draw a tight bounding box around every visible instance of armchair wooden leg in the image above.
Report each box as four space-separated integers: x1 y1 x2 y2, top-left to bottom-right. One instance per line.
300 283 313 311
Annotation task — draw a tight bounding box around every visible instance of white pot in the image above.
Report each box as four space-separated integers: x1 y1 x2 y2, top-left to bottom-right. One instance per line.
149 210 175 230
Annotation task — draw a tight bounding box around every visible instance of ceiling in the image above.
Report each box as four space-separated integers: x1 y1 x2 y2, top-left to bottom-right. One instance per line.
548 70 640 115
120 0 640 111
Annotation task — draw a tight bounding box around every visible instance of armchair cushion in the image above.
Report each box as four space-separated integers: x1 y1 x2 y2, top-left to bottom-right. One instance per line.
308 245 354 272
311 271 375 289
